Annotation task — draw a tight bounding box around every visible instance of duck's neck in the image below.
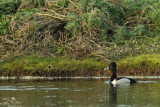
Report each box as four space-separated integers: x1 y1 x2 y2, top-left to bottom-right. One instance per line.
110 73 117 82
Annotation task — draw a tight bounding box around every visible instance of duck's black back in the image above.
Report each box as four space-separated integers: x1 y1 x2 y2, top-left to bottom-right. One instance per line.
127 78 137 83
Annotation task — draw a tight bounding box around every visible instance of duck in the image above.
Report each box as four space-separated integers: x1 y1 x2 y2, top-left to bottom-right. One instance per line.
104 62 136 86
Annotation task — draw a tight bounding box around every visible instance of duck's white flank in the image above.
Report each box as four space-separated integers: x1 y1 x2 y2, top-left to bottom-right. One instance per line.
111 78 130 85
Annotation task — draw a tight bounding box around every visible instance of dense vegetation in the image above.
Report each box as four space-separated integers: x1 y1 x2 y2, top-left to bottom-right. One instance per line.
0 0 160 76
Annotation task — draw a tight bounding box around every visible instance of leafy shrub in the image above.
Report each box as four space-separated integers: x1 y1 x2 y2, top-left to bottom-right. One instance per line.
1 0 160 61
65 0 126 41
123 0 160 37
129 24 145 37
0 0 21 17
113 26 127 41
0 15 10 35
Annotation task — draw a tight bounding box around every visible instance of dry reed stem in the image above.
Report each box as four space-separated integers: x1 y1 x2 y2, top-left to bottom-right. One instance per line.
68 0 82 13
35 13 66 21
106 0 131 10
43 8 66 18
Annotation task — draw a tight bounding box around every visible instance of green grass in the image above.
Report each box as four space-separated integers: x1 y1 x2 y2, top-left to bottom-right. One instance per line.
0 54 160 77
117 54 160 76
0 55 107 76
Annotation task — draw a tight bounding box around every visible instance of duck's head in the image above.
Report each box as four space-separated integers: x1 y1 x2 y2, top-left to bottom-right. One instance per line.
104 62 117 74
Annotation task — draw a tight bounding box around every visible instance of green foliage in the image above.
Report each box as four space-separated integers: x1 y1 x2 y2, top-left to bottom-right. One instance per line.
129 24 145 37
56 0 69 8
0 15 10 35
65 0 125 38
64 0 160 41
56 45 66 55
16 8 42 20
11 8 42 36
113 26 127 41
147 7 160 33
1 0 160 63
65 12 102 35
123 0 160 36
0 0 21 17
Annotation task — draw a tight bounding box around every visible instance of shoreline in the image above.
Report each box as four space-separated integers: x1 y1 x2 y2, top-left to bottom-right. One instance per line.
1 76 160 80
0 54 160 77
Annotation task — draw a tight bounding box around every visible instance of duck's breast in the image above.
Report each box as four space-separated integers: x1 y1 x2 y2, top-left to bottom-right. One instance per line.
111 78 130 85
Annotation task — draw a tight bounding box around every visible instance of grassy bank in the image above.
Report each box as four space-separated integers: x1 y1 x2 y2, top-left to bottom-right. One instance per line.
118 54 160 76
0 56 107 77
0 54 160 77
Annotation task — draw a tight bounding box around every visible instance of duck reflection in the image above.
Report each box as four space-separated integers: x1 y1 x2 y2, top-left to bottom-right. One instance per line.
109 85 117 106
108 83 131 106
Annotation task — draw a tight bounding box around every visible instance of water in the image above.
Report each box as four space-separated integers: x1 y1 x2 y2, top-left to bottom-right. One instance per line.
0 78 160 107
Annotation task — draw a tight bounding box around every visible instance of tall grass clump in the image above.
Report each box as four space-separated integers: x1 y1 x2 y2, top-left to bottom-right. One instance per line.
117 54 160 76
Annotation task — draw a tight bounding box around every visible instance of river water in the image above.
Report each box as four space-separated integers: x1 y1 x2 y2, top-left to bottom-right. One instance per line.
0 77 160 107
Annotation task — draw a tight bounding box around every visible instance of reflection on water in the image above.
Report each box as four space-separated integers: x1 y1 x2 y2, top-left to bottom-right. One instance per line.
0 78 160 106
109 86 117 106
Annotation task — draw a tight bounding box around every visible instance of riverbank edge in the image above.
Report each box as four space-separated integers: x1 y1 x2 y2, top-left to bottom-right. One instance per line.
0 54 160 77
0 76 160 81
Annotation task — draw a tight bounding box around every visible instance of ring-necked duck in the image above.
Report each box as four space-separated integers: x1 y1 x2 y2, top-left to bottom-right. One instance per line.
104 62 136 85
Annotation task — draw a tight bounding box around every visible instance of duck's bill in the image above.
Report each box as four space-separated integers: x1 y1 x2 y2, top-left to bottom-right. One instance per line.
104 67 109 71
